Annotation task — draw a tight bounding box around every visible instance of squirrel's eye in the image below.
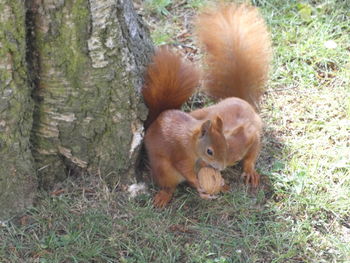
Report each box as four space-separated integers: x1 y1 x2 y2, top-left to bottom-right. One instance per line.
207 148 213 156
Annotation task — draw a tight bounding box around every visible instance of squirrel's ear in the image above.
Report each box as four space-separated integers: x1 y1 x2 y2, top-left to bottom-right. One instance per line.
214 116 223 132
200 120 212 137
230 124 245 136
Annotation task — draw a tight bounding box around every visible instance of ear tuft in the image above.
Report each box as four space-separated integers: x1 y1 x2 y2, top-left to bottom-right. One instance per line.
230 124 245 136
214 116 223 132
200 120 212 137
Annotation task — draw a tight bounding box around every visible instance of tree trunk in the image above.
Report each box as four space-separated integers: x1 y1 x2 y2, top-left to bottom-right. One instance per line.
27 0 152 188
0 0 37 219
0 0 153 219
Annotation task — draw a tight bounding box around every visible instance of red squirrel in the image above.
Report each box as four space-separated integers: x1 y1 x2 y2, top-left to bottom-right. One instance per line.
142 3 272 207
143 47 228 208
191 3 272 187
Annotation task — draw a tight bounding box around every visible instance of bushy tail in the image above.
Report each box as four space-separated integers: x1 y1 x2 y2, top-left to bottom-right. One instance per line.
195 3 272 108
142 46 199 128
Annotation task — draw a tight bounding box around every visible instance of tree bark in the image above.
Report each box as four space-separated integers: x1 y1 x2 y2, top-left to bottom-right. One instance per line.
0 0 37 219
27 0 152 188
0 0 153 219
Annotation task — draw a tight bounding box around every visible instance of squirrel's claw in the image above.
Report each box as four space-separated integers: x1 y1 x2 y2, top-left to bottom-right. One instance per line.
153 190 173 208
241 171 260 187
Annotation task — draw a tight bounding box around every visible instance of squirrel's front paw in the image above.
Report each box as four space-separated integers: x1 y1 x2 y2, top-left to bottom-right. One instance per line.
221 183 230 193
241 171 260 187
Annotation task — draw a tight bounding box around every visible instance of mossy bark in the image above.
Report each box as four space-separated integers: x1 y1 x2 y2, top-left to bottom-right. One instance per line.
27 0 153 188
0 0 37 219
0 0 152 219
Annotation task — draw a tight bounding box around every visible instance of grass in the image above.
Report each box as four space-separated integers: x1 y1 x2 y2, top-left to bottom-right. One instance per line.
1 0 350 262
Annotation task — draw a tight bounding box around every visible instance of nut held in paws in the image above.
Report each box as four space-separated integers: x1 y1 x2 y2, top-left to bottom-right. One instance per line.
198 167 224 195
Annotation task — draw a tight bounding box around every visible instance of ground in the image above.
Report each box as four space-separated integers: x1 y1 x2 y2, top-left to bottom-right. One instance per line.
0 0 349 262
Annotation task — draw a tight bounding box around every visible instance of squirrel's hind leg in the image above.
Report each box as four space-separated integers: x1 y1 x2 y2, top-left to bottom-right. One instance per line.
154 188 176 208
150 158 185 208
241 137 261 187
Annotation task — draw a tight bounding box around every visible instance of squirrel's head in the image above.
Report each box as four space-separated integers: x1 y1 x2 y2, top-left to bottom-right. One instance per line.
195 116 227 171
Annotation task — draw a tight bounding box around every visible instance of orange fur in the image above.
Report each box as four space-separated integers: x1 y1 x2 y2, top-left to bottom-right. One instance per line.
191 98 262 187
142 46 199 128
192 3 272 187
142 4 272 207
142 47 227 208
195 3 272 108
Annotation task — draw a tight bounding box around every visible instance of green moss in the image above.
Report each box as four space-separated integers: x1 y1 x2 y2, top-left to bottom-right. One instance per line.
35 0 90 92
0 0 36 219
63 1 89 85
0 3 24 67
